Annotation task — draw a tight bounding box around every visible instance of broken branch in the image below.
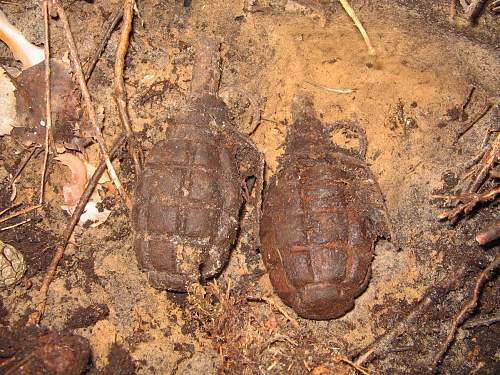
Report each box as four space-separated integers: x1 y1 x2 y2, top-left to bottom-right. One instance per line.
85 5 123 81
53 0 132 210
0 204 41 225
114 0 143 176
432 253 500 370
435 186 500 222
247 295 300 328
465 130 500 194
39 0 53 205
354 267 466 367
456 102 492 139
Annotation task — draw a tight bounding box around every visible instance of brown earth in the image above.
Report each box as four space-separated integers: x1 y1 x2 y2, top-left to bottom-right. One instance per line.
0 0 499 374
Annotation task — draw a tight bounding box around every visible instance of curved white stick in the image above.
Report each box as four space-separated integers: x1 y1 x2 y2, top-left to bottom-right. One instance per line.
338 0 376 56
0 9 44 69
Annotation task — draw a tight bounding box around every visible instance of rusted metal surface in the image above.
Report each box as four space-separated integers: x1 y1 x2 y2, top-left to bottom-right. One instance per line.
261 94 389 320
132 39 263 292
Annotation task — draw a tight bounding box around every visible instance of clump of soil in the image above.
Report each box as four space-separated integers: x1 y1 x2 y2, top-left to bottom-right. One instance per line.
0 327 90 375
100 343 137 375
65 304 110 330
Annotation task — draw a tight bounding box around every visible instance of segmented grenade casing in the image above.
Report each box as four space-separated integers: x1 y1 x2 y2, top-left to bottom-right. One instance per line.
132 40 262 291
261 95 389 320
133 96 243 291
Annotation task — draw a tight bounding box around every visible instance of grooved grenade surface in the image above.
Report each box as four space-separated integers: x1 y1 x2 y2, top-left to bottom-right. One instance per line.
261 95 389 320
132 40 263 292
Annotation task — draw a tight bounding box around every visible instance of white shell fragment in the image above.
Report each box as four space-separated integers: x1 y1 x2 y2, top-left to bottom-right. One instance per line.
0 240 26 288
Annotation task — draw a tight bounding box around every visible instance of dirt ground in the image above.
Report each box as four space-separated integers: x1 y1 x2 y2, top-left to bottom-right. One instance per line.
0 0 499 374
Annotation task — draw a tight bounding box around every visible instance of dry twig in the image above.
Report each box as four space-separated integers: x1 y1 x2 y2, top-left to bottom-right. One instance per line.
460 86 475 120
337 357 371 375
463 313 500 328
28 134 127 326
85 5 123 81
114 0 143 176
354 267 466 367
438 105 499 223
39 0 53 205
432 253 500 371
435 186 500 222
0 204 41 225
10 147 42 187
247 295 300 328
338 0 376 55
0 218 31 231
305 80 355 94
465 130 500 194
0 203 20 217
456 102 492 139
53 0 132 210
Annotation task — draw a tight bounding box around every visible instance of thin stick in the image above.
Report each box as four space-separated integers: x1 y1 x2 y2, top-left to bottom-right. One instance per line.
53 0 132 210
39 0 52 205
10 146 42 186
85 5 123 81
432 253 500 370
463 313 500 328
456 102 492 139
338 357 371 375
0 205 41 225
436 186 500 221
338 0 376 56
0 218 31 231
460 86 475 121
247 296 300 328
28 133 127 326
0 203 21 217
354 267 466 366
305 80 355 94
466 131 500 194
114 0 143 176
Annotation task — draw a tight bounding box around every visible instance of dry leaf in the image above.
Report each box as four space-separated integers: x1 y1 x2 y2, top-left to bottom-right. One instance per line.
55 152 111 227
55 153 88 209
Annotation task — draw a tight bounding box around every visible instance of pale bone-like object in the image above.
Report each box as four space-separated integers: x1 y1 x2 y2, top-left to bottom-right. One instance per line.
0 9 45 69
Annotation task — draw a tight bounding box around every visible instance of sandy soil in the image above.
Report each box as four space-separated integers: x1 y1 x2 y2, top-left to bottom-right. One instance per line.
0 0 499 374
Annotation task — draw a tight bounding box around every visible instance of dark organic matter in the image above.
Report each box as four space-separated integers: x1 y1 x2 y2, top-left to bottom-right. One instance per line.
261 94 389 320
0 328 90 375
132 39 263 292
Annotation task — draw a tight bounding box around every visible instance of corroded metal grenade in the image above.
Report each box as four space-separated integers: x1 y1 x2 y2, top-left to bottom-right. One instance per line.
132 39 263 292
261 94 389 320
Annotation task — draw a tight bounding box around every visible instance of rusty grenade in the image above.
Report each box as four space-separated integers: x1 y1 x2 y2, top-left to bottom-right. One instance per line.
261 94 389 320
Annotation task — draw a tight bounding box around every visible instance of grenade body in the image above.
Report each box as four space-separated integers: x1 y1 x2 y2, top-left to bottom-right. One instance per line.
133 110 243 291
132 40 263 291
261 95 389 320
